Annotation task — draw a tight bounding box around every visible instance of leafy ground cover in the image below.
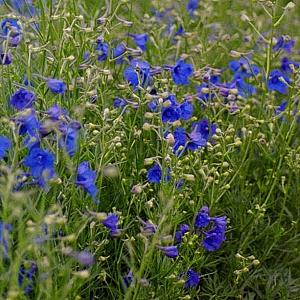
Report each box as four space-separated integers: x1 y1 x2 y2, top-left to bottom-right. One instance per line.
0 0 300 299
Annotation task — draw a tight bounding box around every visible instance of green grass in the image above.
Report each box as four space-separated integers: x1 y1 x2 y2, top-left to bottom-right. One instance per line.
0 0 300 299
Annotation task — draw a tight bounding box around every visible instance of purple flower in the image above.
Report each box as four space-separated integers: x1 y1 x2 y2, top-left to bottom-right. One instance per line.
76 161 98 200
96 36 109 61
102 214 120 236
112 43 126 64
18 261 37 295
113 97 127 108
47 104 67 120
187 0 199 16
158 246 179 258
179 100 194 120
0 51 12 65
1 18 22 46
15 109 40 136
73 250 95 266
59 121 81 157
267 69 290 94
281 57 299 74
10 88 36 110
124 59 151 90
147 163 162 183
195 206 210 228
202 216 227 252
123 271 134 287
184 269 200 289
141 220 157 236
0 136 12 159
187 119 216 151
23 147 55 187
175 224 190 244
171 59 193 85
129 33 148 51
273 36 295 53
47 79 67 94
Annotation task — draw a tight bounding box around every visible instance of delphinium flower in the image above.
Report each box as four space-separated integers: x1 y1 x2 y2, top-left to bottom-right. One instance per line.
129 33 148 51
187 0 199 16
194 206 210 228
59 121 81 157
124 59 151 90
9 0 37 17
272 36 295 54
0 221 12 259
171 59 193 85
140 219 157 236
162 95 194 123
113 97 128 109
112 43 126 64
175 224 190 244
0 136 12 159
47 79 67 94
195 206 227 251
158 245 179 258
267 69 290 94
275 100 288 116
0 18 22 46
15 109 40 137
147 163 171 184
202 216 227 251
10 88 36 110
184 269 201 289
0 49 11 64
281 57 299 74
18 261 37 295
23 147 56 187
229 57 260 80
72 250 95 266
76 161 98 201
123 270 134 287
102 214 120 236
96 36 109 61
187 119 217 151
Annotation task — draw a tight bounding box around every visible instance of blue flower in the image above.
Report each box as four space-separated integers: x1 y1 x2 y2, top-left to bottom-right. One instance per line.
18 261 37 295
158 246 179 258
147 163 162 183
76 161 98 200
113 97 127 108
175 224 190 244
124 59 151 90
171 59 193 85
47 79 67 94
147 163 171 184
129 33 148 51
173 127 187 154
10 0 37 17
0 136 12 159
15 109 40 136
229 58 260 79
179 100 194 120
10 88 36 110
202 216 227 252
96 36 109 61
1 18 22 46
281 57 299 74
59 121 81 157
162 106 181 123
73 250 95 266
112 43 126 64
273 36 295 53
275 100 288 116
187 119 216 151
23 147 55 187
267 69 290 94
47 104 67 120
140 219 157 236
0 221 11 259
187 0 199 16
234 77 256 97
184 269 200 289
0 50 11 64
194 206 210 228
102 214 120 236
123 271 134 287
